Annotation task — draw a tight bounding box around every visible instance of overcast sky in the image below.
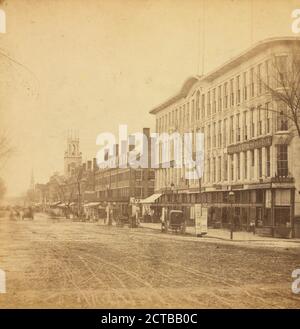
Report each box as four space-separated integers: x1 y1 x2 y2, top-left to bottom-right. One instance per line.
0 0 299 196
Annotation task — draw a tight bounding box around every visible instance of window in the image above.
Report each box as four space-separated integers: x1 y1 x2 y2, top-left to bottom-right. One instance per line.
244 151 248 179
250 67 255 97
207 158 210 182
277 101 288 131
230 79 234 106
212 88 216 113
265 102 270 133
207 91 211 116
223 118 227 147
212 157 216 182
213 122 216 147
218 120 222 147
223 156 228 181
230 116 234 144
236 113 240 142
218 156 222 182
218 86 222 111
224 82 228 109
243 111 248 140
275 55 287 87
277 144 288 177
236 75 241 104
237 153 240 180
207 125 211 150
250 108 255 138
243 72 247 100
258 148 262 178
266 146 270 177
257 105 262 135
230 154 234 181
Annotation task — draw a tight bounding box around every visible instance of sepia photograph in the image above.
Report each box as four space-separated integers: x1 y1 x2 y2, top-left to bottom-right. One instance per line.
0 0 299 314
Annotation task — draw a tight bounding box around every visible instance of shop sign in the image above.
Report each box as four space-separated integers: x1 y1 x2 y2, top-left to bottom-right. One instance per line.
227 136 272 154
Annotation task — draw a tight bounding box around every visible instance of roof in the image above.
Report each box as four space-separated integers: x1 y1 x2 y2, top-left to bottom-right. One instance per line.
149 37 300 115
201 37 300 83
149 76 201 114
140 193 162 204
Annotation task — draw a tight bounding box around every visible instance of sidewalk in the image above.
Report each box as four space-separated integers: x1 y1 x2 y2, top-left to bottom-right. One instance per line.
140 222 300 249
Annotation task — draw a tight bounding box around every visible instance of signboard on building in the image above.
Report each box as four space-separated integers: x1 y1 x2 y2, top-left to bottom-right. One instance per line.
227 136 272 155
195 204 208 236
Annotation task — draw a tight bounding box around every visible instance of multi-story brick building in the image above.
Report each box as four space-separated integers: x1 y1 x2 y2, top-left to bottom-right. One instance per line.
94 128 155 215
150 37 300 237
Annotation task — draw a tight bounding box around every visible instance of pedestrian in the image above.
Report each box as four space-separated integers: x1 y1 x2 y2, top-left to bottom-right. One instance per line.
250 219 255 234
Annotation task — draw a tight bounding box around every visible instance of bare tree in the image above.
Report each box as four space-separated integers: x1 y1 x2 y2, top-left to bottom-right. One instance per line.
0 177 6 200
0 131 13 169
258 49 300 138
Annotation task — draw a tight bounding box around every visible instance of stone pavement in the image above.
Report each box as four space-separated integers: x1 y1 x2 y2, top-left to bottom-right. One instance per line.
139 222 300 249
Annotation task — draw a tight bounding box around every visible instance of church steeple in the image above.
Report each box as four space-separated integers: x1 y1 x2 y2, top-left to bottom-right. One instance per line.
64 130 82 177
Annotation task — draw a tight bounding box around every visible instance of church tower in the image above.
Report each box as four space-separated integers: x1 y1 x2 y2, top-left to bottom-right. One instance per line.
64 130 82 178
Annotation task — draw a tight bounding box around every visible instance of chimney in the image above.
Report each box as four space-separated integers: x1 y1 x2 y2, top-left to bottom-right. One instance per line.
104 149 109 161
93 158 98 171
143 127 150 139
87 160 92 171
114 144 119 156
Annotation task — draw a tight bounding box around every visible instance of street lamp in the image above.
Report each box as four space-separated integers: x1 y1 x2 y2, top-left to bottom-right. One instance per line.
228 190 235 240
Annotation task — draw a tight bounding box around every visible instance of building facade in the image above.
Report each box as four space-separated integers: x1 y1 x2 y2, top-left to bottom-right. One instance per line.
150 37 300 236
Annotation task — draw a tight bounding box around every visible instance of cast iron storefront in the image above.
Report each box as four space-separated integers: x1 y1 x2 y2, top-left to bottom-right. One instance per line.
156 180 295 238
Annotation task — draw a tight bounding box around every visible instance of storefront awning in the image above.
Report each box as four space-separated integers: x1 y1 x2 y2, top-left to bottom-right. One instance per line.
140 193 162 204
84 202 101 208
50 201 61 207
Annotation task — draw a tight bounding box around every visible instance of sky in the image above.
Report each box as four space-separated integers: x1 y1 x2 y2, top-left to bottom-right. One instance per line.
0 0 299 196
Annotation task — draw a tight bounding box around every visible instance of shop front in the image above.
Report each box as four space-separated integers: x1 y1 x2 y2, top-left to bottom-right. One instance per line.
154 181 295 238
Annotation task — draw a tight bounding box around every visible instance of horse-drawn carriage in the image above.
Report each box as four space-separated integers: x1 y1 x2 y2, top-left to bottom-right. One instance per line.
161 210 186 234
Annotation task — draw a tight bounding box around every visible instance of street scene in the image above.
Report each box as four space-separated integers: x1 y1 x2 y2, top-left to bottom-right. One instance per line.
0 211 299 308
1 0 300 310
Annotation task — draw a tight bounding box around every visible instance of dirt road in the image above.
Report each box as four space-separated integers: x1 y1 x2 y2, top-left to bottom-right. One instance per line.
0 213 299 308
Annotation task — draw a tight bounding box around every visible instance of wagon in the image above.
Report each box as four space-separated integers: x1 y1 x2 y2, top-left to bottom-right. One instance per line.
161 210 186 234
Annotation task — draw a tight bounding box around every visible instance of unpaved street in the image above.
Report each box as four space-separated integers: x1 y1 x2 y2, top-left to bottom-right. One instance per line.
0 213 299 308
